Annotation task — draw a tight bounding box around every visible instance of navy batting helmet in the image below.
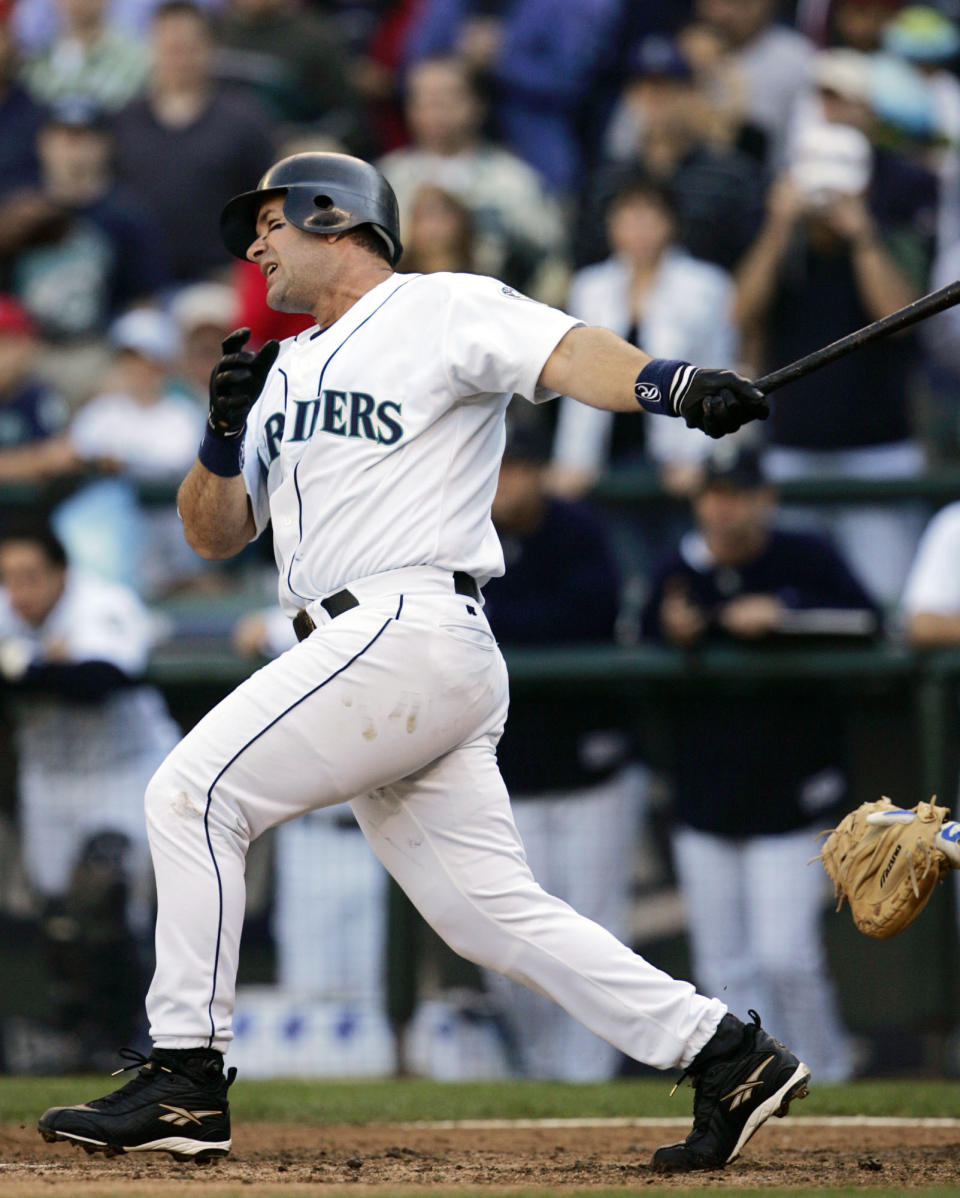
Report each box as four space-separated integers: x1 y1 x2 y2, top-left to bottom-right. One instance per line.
220 152 403 265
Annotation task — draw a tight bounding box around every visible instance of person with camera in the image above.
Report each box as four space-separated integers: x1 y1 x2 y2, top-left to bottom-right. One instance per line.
734 114 937 607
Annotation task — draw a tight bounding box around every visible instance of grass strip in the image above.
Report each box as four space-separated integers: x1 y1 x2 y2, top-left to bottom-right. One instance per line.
3 1076 960 1125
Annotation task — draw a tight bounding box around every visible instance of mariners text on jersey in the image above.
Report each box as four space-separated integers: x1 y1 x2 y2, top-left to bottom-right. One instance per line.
259 392 403 465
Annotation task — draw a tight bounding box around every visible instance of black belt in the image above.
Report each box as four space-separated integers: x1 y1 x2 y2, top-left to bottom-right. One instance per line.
293 571 480 642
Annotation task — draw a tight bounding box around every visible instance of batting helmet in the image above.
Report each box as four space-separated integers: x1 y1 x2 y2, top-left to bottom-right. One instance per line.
220 152 403 265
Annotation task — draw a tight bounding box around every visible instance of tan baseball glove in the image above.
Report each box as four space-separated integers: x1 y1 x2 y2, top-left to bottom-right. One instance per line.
816 796 960 939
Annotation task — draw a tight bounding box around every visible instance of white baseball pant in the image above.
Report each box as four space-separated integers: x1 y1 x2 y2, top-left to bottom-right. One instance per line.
144 566 725 1069
482 767 646 1080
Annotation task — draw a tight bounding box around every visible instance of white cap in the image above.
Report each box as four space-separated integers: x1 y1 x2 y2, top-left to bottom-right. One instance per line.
789 121 871 200
812 48 872 102
109 308 182 363
169 282 236 333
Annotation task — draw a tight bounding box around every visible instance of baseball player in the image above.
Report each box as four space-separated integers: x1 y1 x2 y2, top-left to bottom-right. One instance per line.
39 152 807 1173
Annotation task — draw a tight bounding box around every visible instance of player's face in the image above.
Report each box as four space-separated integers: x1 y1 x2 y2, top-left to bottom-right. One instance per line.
0 541 66 628
248 198 327 313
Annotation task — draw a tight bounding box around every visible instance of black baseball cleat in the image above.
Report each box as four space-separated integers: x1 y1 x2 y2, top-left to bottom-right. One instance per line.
651 1009 810 1173
38 1048 236 1163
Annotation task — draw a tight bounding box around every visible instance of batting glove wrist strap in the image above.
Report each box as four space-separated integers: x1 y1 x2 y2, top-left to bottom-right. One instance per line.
198 425 244 477
634 359 691 416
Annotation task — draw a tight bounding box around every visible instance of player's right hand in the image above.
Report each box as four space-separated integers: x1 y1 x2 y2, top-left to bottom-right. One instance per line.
675 368 769 439
208 327 280 438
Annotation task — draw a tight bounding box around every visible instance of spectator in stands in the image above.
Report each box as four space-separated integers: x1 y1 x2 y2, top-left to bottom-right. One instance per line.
0 294 81 484
354 0 430 155
397 183 476 275
0 519 180 1066
883 6 960 138
675 19 761 154
231 609 390 1011
480 418 645 1080
693 0 815 169
902 500 960 649
62 307 205 595
112 0 276 283
882 7 960 335
399 0 512 75
378 54 567 302
69 307 199 478
402 0 625 195
735 116 937 605
168 280 236 409
0 5 44 200
213 0 366 150
551 174 741 506
641 443 880 1083
12 0 223 55
22 0 149 113
0 97 169 409
582 33 767 272
827 0 903 52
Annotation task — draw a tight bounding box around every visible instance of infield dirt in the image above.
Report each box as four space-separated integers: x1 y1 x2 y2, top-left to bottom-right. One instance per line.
1 1120 960 1194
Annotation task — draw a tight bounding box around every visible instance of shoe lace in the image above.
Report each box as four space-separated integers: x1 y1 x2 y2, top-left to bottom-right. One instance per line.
88 1048 161 1106
668 1009 763 1098
105 1046 236 1097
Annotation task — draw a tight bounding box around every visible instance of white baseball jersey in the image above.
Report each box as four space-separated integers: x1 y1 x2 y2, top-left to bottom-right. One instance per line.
239 272 581 613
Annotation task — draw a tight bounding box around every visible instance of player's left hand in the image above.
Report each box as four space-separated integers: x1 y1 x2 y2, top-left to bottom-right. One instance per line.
675 368 769 438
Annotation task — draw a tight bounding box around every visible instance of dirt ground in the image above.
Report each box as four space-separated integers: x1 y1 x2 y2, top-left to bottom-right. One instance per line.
2 1121 960 1194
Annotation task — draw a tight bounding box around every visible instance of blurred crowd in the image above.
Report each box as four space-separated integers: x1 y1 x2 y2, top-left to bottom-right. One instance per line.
4 0 960 1079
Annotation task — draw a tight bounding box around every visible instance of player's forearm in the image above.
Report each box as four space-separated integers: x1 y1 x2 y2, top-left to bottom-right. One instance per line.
178 461 257 559
539 325 651 412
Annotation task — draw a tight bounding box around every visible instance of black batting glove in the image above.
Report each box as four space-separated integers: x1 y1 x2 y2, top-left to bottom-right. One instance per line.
208 327 280 438
674 368 769 439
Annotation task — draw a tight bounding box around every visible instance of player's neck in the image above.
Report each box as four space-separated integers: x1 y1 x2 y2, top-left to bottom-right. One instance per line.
309 264 395 327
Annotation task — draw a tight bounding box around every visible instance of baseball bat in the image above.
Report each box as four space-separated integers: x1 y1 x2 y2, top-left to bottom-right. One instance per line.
754 278 960 395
